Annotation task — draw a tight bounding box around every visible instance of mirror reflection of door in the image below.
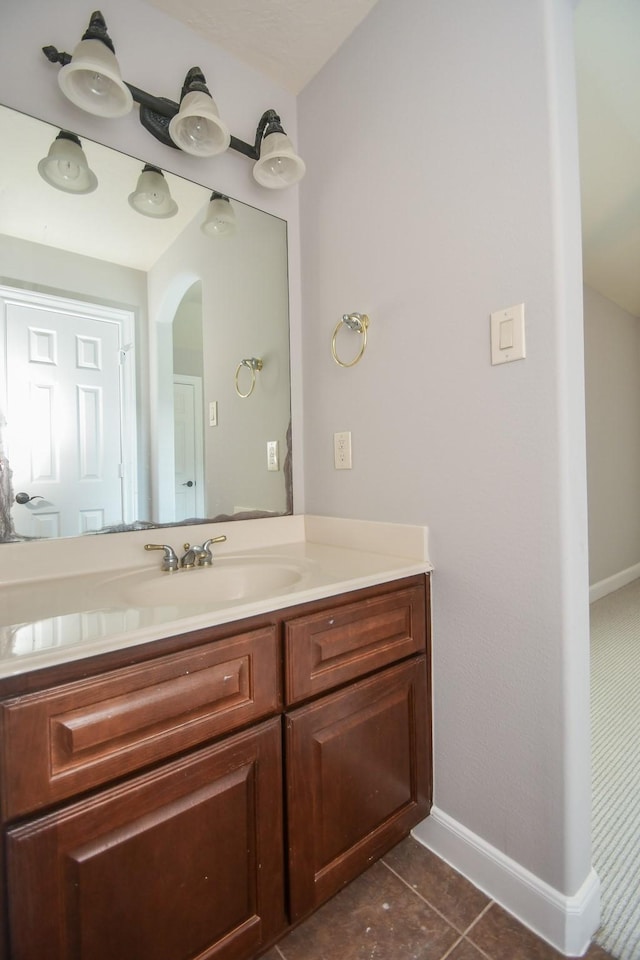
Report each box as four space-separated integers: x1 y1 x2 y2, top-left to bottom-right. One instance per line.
0 286 136 538
173 376 204 518
172 282 205 521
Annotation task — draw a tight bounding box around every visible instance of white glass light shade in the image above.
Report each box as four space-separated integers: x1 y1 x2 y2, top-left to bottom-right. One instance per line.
168 91 230 157
201 196 236 238
128 167 178 218
58 39 133 118
37 134 98 194
253 131 306 189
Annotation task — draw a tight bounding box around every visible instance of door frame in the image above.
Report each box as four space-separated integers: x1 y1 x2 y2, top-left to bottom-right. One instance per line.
0 284 137 527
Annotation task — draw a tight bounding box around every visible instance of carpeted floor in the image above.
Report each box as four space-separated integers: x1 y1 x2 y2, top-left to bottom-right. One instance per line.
590 579 640 960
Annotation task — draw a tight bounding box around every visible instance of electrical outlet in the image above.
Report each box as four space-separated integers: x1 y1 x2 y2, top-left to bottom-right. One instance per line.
267 440 279 471
334 431 352 469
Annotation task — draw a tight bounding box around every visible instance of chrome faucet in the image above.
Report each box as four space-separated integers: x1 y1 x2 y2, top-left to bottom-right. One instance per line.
145 536 227 571
180 535 227 569
144 543 179 572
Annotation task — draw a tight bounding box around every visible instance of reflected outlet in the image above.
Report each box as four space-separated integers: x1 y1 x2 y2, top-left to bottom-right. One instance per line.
267 440 279 471
334 431 352 469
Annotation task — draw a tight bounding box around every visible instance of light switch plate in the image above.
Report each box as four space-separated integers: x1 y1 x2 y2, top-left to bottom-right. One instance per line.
209 401 218 426
490 303 526 365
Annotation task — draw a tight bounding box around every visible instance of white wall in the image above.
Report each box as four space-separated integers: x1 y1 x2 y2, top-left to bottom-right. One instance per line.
299 0 595 950
584 284 640 587
1 0 304 513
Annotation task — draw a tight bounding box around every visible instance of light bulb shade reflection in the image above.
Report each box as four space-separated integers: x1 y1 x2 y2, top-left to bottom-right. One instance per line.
201 195 236 237
58 39 133 118
168 91 230 157
253 131 305 189
37 132 98 194
128 165 178 218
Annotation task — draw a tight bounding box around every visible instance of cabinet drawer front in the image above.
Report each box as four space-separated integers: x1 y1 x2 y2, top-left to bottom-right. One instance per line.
0 626 280 819
285 584 427 704
6 718 286 960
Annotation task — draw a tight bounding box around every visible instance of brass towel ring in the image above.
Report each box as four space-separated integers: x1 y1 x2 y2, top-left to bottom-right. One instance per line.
331 313 369 367
235 357 263 398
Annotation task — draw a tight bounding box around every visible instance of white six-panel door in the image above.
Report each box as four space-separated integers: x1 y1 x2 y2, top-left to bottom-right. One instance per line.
0 287 135 539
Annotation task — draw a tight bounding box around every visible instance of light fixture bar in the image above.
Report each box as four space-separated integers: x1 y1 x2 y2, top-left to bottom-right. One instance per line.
43 44 276 161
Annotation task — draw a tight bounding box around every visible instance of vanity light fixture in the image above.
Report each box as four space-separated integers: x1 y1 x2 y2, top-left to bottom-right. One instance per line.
168 68 230 158
37 130 98 194
201 192 236 237
54 11 132 118
253 113 306 189
128 164 178 218
43 11 305 188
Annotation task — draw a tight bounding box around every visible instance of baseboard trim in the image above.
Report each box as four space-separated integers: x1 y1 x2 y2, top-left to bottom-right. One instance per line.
412 808 600 957
590 563 640 602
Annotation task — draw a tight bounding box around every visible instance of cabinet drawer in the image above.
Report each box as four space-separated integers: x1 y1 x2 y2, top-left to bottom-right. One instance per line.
0 626 280 819
284 584 427 705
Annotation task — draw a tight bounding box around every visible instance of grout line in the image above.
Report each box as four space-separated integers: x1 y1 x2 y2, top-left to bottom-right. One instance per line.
381 859 496 939
437 934 465 960
457 902 496 960
273 946 287 960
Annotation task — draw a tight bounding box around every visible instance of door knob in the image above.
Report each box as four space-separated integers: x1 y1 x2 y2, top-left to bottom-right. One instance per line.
15 492 44 505
182 480 194 487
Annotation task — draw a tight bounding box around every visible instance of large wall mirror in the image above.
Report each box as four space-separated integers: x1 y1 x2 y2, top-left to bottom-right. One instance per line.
0 104 292 544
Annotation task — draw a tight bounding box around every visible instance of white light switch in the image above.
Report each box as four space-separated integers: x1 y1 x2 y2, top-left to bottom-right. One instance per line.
209 401 218 426
491 304 525 365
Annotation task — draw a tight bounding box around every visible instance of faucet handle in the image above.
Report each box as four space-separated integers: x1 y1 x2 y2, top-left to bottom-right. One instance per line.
144 543 179 572
200 535 227 566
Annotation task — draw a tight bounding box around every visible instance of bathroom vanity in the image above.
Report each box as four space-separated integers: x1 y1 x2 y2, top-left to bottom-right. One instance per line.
0 516 432 960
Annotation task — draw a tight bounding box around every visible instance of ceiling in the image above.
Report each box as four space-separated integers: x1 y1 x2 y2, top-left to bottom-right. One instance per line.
143 0 381 94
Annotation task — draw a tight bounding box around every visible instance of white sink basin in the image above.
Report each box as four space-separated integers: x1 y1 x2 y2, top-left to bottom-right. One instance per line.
96 556 306 609
0 557 307 628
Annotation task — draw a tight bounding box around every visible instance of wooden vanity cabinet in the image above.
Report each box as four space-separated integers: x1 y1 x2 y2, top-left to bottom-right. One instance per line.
283 584 431 920
0 574 431 960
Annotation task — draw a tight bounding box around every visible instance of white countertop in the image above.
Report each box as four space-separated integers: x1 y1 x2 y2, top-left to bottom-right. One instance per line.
0 515 431 678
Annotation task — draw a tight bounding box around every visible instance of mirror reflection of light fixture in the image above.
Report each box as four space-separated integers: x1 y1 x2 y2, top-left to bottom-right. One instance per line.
43 12 305 189
253 114 306 189
37 130 98 194
201 192 236 238
54 11 133 118
168 68 230 158
128 164 178 218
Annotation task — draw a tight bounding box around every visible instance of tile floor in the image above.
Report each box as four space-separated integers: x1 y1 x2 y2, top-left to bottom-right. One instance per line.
263 837 614 960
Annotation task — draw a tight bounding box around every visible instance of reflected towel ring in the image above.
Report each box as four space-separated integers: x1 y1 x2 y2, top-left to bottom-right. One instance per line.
235 357 263 398
331 313 369 367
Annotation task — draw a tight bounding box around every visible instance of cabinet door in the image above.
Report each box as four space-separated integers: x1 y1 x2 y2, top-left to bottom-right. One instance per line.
286 656 431 921
6 718 285 960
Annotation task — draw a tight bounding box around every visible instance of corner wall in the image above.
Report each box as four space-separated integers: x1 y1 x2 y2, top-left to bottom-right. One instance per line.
298 0 596 952
584 285 640 596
